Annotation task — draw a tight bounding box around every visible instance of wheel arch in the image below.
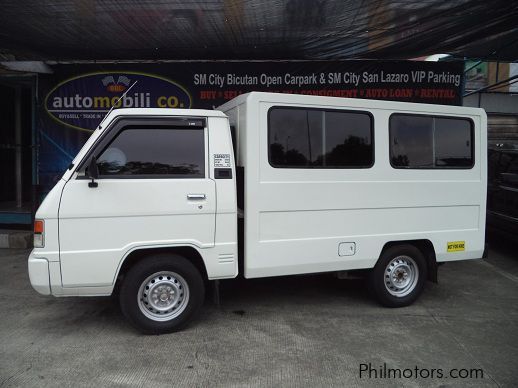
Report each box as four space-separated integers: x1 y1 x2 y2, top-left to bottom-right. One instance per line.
113 245 209 295
380 239 438 283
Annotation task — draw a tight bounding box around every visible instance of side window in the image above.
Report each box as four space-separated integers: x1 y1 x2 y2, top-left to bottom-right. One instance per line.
390 115 433 167
434 118 473 167
96 128 205 178
507 153 518 174
500 152 518 188
488 149 501 181
390 114 473 169
268 107 373 168
269 108 322 167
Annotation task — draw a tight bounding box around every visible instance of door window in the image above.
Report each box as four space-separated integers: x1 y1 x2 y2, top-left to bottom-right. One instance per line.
96 128 205 178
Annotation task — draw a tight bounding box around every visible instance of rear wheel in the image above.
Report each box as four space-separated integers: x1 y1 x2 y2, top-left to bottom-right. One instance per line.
369 244 427 307
120 254 205 334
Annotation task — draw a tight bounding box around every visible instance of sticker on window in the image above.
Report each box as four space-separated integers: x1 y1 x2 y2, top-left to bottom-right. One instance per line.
447 241 465 252
214 154 231 168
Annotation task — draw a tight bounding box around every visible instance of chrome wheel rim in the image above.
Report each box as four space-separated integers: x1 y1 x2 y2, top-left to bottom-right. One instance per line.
384 255 419 297
137 271 189 321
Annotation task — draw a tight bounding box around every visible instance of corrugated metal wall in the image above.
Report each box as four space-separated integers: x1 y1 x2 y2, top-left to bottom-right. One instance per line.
488 115 518 141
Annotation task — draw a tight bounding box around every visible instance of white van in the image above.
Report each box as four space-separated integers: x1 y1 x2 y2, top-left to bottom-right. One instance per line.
28 92 487 333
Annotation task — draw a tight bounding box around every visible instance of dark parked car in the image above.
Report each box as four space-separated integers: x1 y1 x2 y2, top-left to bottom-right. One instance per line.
487 143 518 236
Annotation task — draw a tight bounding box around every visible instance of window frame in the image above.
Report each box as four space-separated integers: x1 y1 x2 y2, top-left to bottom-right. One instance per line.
389 113 475 170
76 116 208 179
267 106 375 169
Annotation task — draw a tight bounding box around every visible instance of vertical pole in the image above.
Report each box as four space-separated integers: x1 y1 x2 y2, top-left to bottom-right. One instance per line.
14 86 22 208
432 118 436 166
213 280 220 306
322 111 326 166
31 76 38 223
495 61 500 86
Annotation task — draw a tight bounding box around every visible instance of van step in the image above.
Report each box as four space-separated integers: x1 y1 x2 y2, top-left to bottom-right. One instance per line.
0 230 32 249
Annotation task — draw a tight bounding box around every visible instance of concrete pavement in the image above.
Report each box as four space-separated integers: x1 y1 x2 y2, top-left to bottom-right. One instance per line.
0 237 517 387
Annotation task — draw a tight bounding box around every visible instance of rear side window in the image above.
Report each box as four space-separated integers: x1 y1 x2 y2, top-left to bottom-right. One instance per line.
390 114 473 169
493 150 518 188
97 128 205 177
268 107 373 168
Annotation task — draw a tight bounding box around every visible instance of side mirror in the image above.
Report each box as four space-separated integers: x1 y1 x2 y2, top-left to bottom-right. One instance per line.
87 156 99 188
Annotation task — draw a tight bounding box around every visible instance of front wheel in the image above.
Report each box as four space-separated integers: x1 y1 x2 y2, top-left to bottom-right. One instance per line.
120 254 205 334
369 244 427 307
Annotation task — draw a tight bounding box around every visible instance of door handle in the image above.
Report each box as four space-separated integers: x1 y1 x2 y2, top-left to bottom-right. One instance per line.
187 194 206 200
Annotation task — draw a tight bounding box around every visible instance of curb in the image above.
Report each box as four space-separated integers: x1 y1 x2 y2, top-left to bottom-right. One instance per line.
0 231 33 249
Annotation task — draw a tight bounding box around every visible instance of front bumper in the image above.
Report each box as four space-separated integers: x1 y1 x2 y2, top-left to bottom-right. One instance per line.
28 255 51 295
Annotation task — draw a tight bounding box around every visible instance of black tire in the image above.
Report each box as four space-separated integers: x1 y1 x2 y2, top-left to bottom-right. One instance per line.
368 244 427 308
120 254 205 334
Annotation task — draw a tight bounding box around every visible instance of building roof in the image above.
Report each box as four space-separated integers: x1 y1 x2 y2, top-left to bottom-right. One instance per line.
0 0 516 62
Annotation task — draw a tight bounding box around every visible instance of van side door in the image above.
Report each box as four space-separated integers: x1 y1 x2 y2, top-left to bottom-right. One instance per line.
58 117 216 287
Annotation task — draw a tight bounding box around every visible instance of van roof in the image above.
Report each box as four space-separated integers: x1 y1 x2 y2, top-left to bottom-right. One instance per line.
218 91 486 117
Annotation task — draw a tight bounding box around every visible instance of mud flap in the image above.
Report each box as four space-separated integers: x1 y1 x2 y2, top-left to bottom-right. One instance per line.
428 259 438 283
